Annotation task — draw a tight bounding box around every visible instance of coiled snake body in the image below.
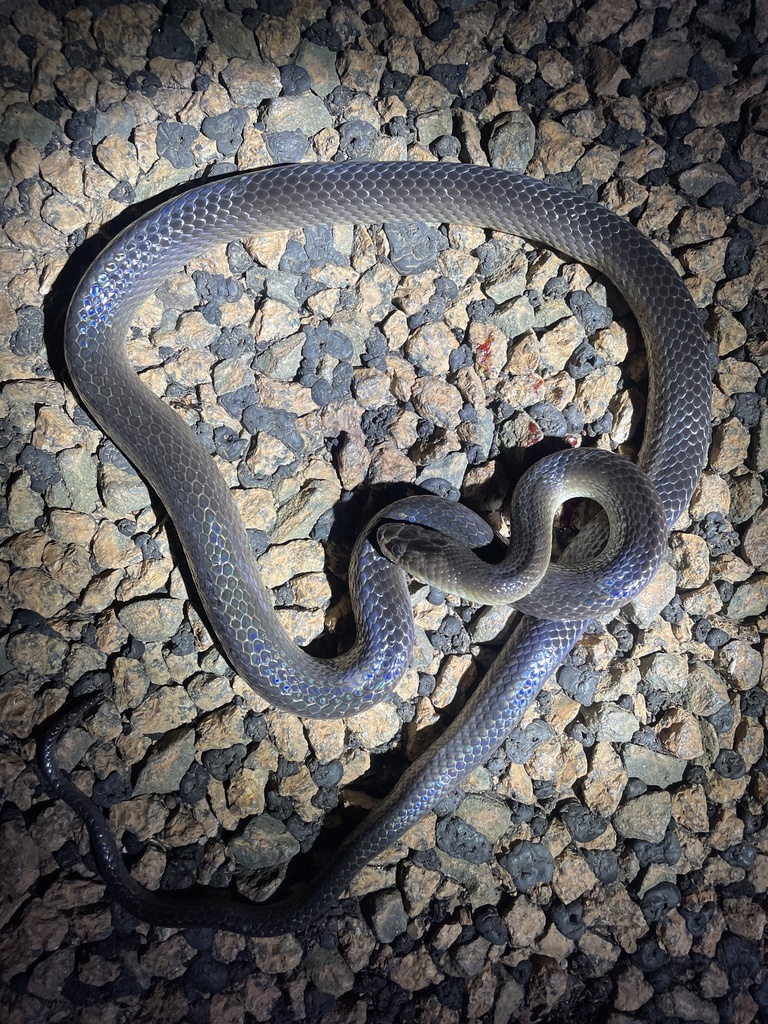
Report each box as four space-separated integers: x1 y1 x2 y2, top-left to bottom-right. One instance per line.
41 162 710 936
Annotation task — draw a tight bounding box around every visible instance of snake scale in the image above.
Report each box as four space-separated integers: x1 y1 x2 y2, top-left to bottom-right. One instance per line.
41 162 711 936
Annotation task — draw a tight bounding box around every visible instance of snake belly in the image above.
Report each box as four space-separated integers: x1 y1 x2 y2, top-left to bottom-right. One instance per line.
42 162 711 936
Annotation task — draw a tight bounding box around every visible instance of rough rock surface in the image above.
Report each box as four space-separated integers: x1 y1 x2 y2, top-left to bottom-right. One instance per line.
0 1 766 1022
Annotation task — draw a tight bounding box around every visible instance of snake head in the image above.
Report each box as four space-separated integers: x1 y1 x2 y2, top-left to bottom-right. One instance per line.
376 522 460 590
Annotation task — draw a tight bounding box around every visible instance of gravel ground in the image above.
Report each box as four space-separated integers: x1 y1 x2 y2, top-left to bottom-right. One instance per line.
1 1 767 1022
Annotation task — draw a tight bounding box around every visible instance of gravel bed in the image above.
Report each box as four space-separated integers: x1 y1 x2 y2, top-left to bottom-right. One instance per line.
1 1 767 1022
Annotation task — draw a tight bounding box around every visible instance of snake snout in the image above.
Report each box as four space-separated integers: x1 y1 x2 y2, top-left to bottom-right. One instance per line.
377 522 452 572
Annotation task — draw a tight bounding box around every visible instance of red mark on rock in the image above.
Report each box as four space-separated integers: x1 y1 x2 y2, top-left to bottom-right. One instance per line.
474 332 496 373
526 420 544 446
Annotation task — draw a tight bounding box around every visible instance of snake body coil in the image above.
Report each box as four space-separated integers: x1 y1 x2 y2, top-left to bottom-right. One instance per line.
42 162 710 936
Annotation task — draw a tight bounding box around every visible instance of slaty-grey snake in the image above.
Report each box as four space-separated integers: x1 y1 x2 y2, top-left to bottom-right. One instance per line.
40 162 710 935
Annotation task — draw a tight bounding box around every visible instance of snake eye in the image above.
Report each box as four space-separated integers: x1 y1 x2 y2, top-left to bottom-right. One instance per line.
377 525 409 561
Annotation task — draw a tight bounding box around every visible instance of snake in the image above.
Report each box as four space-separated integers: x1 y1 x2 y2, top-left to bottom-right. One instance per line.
40 161 711 937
